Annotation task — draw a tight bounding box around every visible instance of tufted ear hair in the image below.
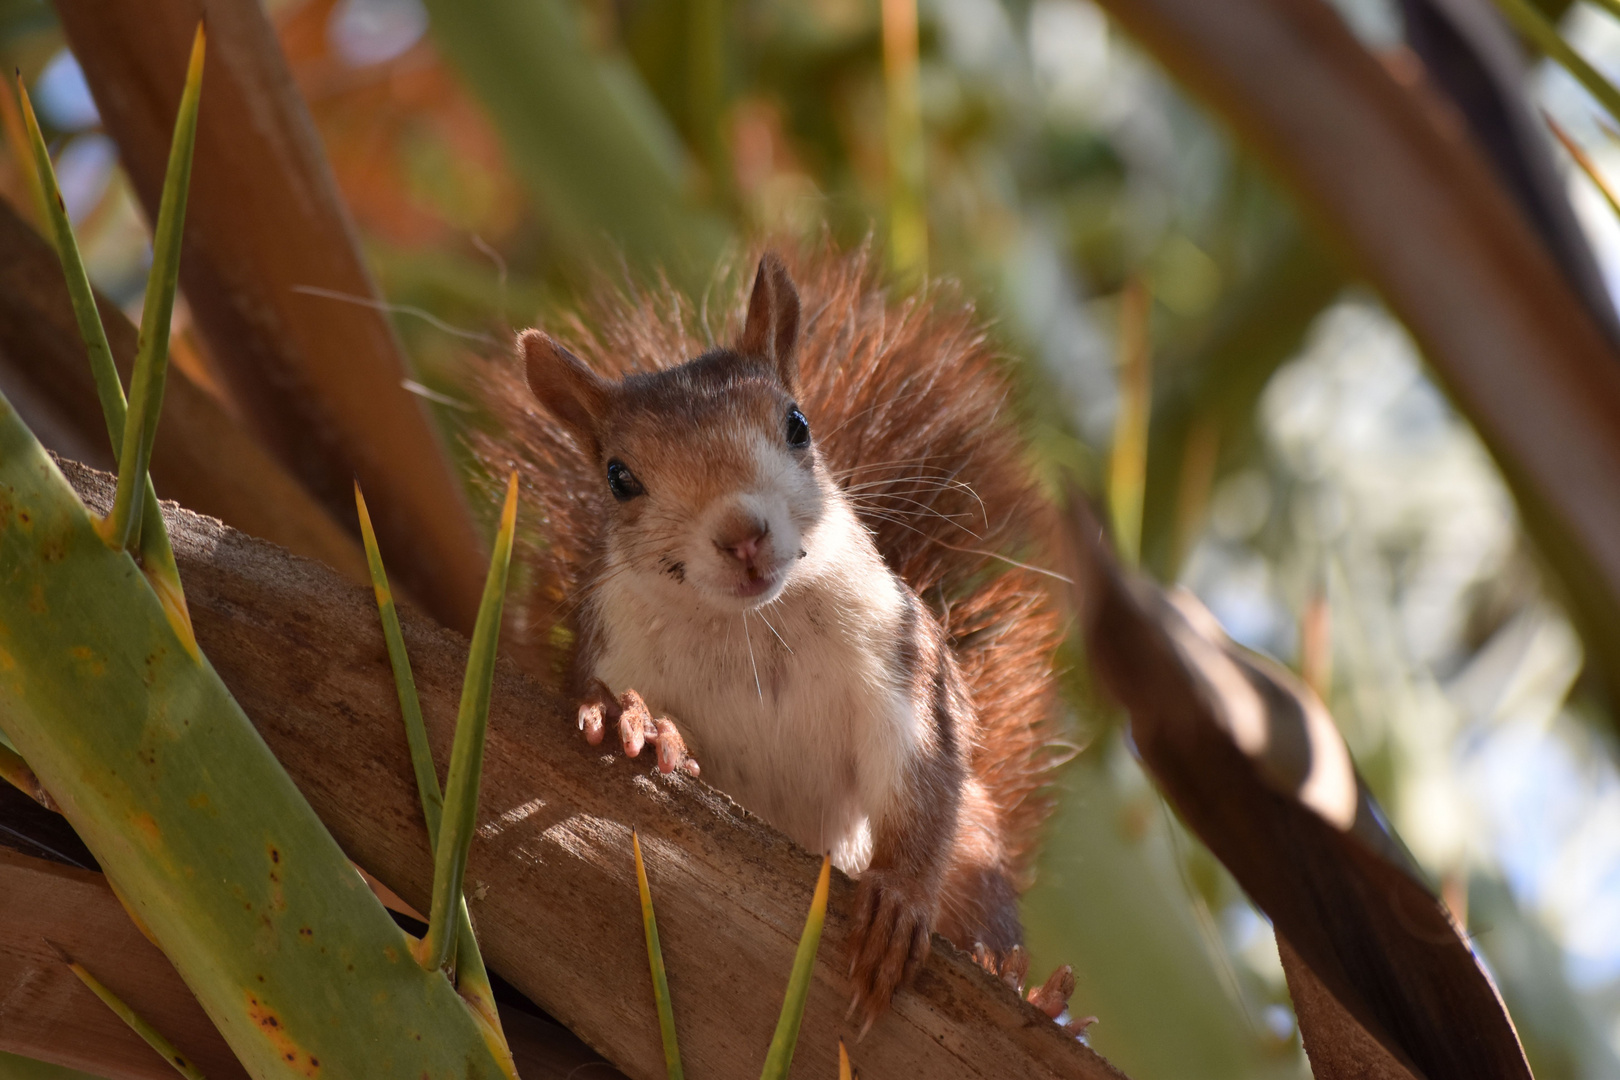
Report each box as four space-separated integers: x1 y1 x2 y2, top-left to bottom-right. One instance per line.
739 252 800 391
520 329 612 457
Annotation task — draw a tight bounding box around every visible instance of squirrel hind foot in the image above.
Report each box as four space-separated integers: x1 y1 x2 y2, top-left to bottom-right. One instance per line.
1026 962 1076 1019
972 943 1079 1024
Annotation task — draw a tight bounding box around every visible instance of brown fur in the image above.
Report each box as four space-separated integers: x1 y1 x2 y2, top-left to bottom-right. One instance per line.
469 244 1066 892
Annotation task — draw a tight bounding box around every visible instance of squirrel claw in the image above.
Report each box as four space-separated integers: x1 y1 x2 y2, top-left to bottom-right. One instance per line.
1000 943 1029 993
651 715 697 776
576 684 700 776
577 700 607 744
579 679 619 746
1063 1014 1098 1038
846 870 933 1035
974 943 1081 1026
616 689 654 757
1027 964 1076 1019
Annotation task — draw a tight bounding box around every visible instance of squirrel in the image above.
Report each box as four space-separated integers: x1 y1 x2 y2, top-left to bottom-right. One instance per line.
474 246 1074 1029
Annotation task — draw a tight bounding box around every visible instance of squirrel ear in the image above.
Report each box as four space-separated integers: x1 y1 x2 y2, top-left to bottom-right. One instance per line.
520 329 611 455
739 252 800 389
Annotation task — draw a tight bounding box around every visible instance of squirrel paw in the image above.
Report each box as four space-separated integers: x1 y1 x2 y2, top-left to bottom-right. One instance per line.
845 869 934 1039
972 943 1088 1030
577 682 699 777
1026 962 1076 1019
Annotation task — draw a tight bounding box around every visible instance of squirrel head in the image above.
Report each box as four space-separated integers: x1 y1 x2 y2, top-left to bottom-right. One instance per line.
520 253 829 612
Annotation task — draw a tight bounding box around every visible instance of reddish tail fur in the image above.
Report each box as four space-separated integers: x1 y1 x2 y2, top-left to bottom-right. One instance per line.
470 244 1066 882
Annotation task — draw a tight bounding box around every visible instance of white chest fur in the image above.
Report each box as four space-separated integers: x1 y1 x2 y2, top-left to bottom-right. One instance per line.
589 505 926 873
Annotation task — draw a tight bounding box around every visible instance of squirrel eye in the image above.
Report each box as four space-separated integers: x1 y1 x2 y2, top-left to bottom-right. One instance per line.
785 407 810 448
606 459 644 501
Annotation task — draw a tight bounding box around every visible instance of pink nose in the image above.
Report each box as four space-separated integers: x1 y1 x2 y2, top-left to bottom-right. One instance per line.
716 519 769 567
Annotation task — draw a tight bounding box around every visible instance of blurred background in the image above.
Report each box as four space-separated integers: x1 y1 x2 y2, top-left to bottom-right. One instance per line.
2 0 1619 1075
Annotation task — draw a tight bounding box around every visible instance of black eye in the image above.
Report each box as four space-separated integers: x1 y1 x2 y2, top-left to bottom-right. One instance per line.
785 407 810 448
606 459 644 501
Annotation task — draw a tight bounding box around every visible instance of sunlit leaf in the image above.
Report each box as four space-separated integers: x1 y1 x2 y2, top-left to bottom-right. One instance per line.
49 942 207 1080
15 70 192 656
356 482 442 833
354 482 513 1075
0 80 49 237
1107 279 1151 566
105 22 204 561
759 855 831 1080
1545 111 1620 220
419 471 520 972
0 392 508 1076
633 831 684 1080
881 0 926 279
0 740 53 809
1490 0 1620 130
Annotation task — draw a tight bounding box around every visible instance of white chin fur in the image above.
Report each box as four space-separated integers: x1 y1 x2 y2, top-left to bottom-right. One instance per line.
699 564 793 611
688 482 807 611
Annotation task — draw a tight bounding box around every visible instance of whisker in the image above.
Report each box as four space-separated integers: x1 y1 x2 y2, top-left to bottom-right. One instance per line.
841 475 973 494
850 510 1066 581
815 383 939 443
854 510 943 545
928 538 1076 584
849 501 983 540
742 613 763 700
837 472 991 531
756 605 793 654
290 285 500 344
830 453 960 477
846 491 982 529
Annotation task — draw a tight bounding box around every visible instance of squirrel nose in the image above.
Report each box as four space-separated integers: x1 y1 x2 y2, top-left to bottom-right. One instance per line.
716 519 770 567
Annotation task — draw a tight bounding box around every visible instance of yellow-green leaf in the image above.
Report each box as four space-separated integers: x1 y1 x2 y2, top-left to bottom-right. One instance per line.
634 831 684 1080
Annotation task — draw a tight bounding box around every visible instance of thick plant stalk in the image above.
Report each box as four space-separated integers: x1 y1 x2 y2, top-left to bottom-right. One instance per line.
1062 493 1529 1080
0 396 510 1076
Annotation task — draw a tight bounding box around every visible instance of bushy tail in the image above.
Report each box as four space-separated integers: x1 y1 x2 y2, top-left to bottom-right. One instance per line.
470 243 1067 880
